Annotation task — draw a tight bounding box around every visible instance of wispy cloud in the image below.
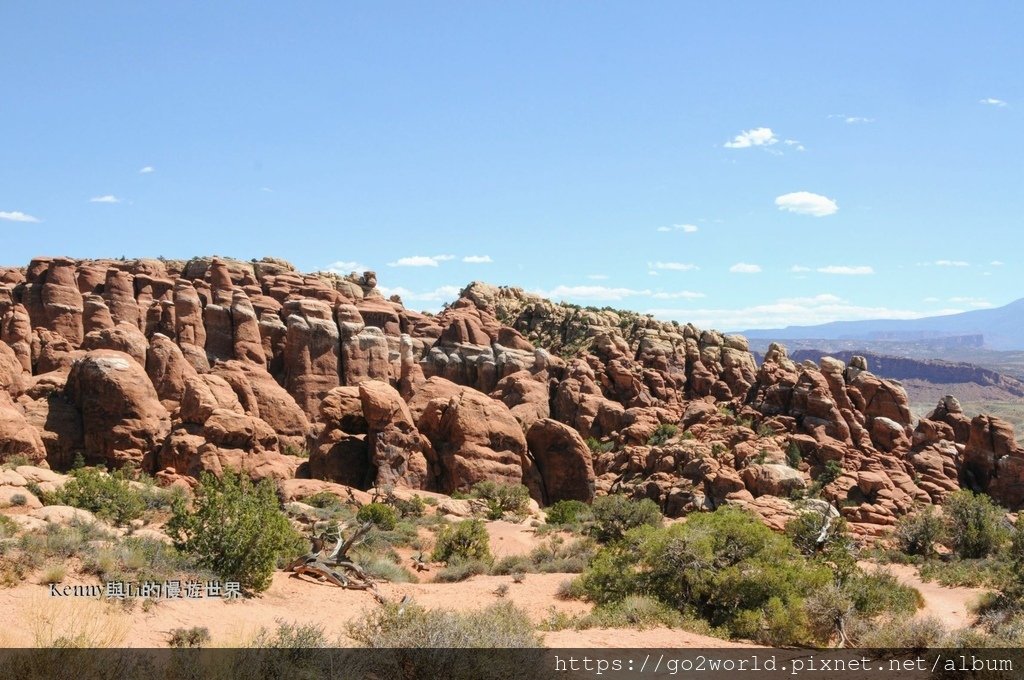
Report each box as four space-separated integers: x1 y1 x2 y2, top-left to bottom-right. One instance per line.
648 261 699 272
783 139 805 151
0 210 41 223
651 290 706 299
790 265 812 273
321 260 368 274
587 274 610 280
139 166 155 174
980 98 1008 107
89 195 122 204
387 254 455 267
991 260 1005 266
648 294 931 330
656 223 699 233
829 114 875 124
534 285 705 303
724 127 778 149
935 260 969 267
729 263 762 274
817 265 874 275
540 285 653 301
775 191 838 217
949 296 992 308
462 255 493 264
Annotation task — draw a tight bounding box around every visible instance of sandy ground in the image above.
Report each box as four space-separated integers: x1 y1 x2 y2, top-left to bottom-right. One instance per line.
0 509 988 649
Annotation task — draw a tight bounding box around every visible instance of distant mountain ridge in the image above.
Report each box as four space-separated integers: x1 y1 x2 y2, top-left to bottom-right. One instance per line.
739 297 1024 351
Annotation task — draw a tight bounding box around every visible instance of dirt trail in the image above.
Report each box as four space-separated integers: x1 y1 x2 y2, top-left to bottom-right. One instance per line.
860 561 987 629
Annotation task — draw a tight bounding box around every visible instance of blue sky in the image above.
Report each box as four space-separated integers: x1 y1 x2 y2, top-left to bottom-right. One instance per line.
1 2 1020 330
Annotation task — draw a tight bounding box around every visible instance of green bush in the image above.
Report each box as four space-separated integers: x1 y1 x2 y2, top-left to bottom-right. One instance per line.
944 490 1008 559
166 471 304 593
894 505 945 558
588 495 662 544
432 519 491 565
647 424 679 446
577 507 833 645
585 438 615 454
44 467 145 526
433 558 490 583
356 503 398 530
844 569 922 617
392 494 426 519
545 500 591 526
470 481 530 519
785 442 802 469
304 491 344 511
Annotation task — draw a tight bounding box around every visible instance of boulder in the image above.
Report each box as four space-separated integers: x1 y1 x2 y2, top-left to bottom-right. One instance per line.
526 418 595 503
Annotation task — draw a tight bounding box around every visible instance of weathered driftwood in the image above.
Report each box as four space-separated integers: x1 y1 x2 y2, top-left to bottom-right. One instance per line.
284 520 386 603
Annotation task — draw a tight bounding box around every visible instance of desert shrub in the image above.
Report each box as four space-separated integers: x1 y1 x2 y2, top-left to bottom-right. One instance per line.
39 564 67 585
432 519 491 565
168 626 211 648
844 569 922 616
588 495 662 544
647 423 679 446
166 471 304 593
392 494 426 518
819 460 843 485
356 502 398 530
577 507 833 645
919 557 1007 588
471 481 530 519
944 489 1008 559
434 558 490 583
83 535 198 585
348 600 540 648
304 491 344 511
44 467 145 526
585 437 615 454
578 595 687 631
492 536 596 575
10 493 27 506
249 619 331 648
545 499 591 526
785 443 802 469
0 515 17 539
894 505 945 558
849 615 948 648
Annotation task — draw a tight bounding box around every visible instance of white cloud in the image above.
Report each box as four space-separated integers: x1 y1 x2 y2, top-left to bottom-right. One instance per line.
729 263 762 274
935 260 969 267
647 294 930 330
89 195 122 204
321 260 367 275
462 255 493 263
724 127 778 149
379 285 461 302
260 187 274 193
923 297 941 303
817 265 874 275
139 166 155 174
657 223 699 233
775 191 838 217
648 261 699 271
0 210 41 223
829 114 874 124
587 274 610 280
387 254 455 267
651 290 706 300
980 98 1008 107
790 265 812 273
991 260 1005 266
783 139 806 151
539 286 653 301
